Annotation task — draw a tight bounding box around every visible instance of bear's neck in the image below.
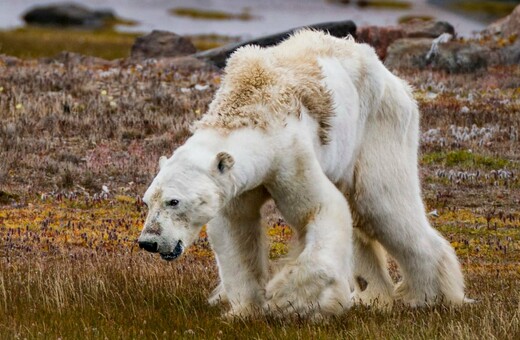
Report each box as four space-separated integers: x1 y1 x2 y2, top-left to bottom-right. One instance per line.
191 128 275 197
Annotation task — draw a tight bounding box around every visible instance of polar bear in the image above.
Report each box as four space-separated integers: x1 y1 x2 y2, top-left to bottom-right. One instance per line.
138 30 468 318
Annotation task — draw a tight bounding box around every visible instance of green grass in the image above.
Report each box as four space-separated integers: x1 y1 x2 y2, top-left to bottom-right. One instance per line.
0 27 139 60
188 34 239 51
0 27 230 60
451 1 518 17
398 15 435 24
422 150 512 169
169 7 254 21
356 0 412 9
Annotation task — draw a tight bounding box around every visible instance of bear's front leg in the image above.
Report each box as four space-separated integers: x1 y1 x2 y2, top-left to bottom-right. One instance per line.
206 187 270 318
265 170 354 318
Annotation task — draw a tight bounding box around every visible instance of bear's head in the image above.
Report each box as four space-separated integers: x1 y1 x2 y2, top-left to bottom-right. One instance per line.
138 148 234 261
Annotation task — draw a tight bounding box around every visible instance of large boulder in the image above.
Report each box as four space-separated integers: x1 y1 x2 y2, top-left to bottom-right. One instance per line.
499 39 520 64
483 4 520 38
22 2 115 28
356 26 404 60
385 38 432 69
385 38 489 72
478 4 520 65
357 20 455 60
400 19 455 39
130 30 197 60
193 20 356 68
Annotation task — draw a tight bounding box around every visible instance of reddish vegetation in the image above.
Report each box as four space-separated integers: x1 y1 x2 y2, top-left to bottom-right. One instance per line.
0 55 519 338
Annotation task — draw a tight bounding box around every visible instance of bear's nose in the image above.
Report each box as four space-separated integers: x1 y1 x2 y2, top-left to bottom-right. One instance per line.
138 241 158 253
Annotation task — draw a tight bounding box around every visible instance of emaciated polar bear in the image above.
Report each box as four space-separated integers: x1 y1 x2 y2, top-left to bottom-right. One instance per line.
138 30 468 318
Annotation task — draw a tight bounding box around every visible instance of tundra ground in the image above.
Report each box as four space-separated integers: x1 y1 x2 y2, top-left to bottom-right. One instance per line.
0 57 519 339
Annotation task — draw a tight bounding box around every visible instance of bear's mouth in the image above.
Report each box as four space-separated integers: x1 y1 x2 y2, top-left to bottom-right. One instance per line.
160 240 184 261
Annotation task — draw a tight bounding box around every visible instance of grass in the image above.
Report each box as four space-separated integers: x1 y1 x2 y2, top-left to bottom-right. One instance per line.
0 197 519 338
0 49 520 337
356 0 412 9
0 27 139 60
169 7 254 21
422 150 513 169
398 15 435 24
188 34 240 51
0 27 231 60
451 1 519 18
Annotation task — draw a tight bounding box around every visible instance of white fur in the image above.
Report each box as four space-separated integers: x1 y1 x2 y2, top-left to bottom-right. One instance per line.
138 30 468 318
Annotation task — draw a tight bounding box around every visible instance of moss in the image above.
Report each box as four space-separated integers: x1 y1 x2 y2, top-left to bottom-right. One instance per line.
0 25 241 59
451 1 517 18
0 27 139 59
357 0 412 9
103 16 139 28
188 34 239 51
398 15 435 24
422 150 512 169
169 7 254 21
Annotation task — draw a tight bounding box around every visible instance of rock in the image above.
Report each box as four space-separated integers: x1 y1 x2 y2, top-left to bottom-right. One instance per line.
385 38 488 72
385 38 432 69
193 20 356 68
432 42 488 73
478 5 520 65
483 4 520 38
401 19 455 39
130 30 197 60
499 39 520 64
357 20 455 60
357 26 404 60
22 2 115 28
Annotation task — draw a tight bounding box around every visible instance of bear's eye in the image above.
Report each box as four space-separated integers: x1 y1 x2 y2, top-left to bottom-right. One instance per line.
166 199 179 207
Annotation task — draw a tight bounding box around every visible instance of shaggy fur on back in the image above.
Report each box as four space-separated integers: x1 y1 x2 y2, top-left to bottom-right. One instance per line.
193 30 364 144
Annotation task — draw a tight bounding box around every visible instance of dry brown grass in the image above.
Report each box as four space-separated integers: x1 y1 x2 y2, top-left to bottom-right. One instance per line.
0 56 519 338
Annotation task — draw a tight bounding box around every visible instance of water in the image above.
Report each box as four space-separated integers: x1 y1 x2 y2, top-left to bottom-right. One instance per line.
0 0 488 38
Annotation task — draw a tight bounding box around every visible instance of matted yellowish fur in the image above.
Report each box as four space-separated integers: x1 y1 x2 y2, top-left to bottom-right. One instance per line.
192 30 362 144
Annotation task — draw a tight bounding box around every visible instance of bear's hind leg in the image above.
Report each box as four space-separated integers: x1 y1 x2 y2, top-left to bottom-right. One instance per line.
353 157 467 306
351 89 468 306
352 228 394 308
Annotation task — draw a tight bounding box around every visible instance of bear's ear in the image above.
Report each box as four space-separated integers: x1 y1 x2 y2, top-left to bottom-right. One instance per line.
216 152 234 174
158 156 168 169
